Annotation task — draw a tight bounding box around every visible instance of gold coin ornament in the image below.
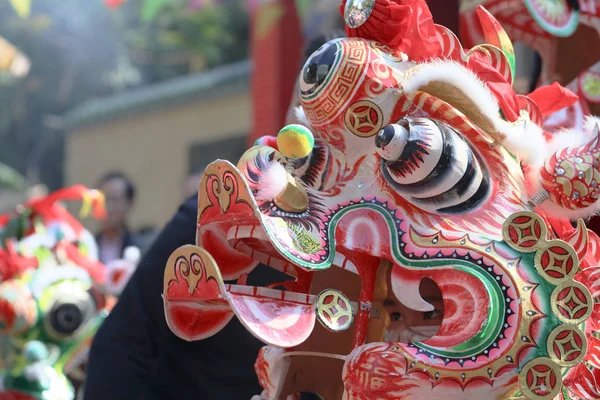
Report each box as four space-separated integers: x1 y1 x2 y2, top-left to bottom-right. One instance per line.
518 358 562 400
315 289 355 332
546 325 587 367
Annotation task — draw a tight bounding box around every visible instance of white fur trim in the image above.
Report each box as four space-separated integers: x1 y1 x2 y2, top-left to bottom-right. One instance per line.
504 117 548 169
255 162 288 201
402 60 553 166
539 200 600 221
546 116 600 152
510 117 600 178
403 60 501 127
584 116 600 139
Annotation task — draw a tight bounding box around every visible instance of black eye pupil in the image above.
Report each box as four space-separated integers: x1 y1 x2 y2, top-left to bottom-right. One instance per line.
304 64 319 85
391 312 402 321
375 125 397 149
51 303 83 335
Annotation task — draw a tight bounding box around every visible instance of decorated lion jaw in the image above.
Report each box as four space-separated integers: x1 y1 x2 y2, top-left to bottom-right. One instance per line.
163 1 600 399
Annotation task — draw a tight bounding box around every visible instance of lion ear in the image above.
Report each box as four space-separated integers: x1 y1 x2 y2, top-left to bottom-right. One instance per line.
417 80 499 136
402 61 506 141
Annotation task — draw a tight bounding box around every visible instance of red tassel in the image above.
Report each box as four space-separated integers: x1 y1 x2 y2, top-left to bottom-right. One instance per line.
23 185 106 235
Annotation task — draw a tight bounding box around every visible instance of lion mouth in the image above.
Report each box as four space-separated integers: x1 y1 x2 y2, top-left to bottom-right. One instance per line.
169 218 445 356
164 157 450 352
172 219 364 348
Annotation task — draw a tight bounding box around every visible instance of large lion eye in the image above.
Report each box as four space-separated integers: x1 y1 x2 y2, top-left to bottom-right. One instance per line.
376 123 409 161
299 41 339 96
42 281 95 340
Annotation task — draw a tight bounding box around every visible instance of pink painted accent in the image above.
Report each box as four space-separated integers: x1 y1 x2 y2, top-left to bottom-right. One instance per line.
228 293 316 348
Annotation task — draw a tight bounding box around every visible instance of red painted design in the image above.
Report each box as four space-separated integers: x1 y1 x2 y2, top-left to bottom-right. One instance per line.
563 363 600 398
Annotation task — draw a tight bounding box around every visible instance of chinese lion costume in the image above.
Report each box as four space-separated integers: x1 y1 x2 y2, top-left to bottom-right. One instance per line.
162 0 600 399
0 186 139 400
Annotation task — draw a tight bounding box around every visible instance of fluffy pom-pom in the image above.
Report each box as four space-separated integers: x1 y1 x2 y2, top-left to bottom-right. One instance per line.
277 125 314 159
254 162 289 202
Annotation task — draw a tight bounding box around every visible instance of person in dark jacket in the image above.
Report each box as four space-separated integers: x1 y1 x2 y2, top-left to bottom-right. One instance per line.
85 195 291 399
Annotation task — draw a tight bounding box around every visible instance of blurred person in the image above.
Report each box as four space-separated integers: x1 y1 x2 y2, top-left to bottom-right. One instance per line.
96 171 140 264
84 33 344 400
